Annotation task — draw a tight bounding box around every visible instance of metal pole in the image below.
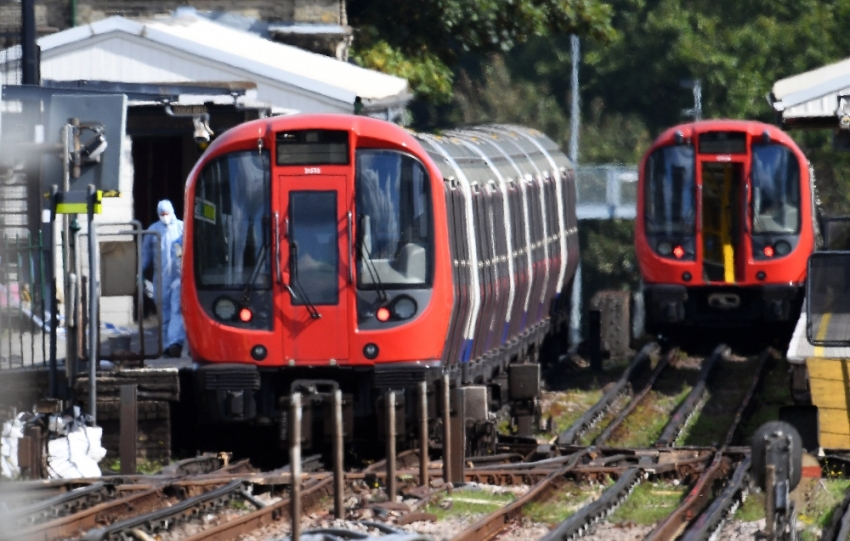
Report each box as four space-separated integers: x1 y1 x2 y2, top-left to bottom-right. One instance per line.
48 185 58 397
765 463 776 541
418 381 428 487
290 393 302 541
386 390 397 501
62 125 75 385
21 0 38 85
87 185 98 423
442 375 451 486
569 34 580 164
332 389 344 519
119 384 137 475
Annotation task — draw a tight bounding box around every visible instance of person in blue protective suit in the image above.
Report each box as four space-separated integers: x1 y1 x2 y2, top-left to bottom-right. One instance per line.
141 200 184 355
164 239 186 358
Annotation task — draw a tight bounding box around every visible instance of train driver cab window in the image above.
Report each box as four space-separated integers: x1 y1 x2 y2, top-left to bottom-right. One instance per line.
751 144 800 235
193 150 271 289
645 146 695 236
355 150 433 288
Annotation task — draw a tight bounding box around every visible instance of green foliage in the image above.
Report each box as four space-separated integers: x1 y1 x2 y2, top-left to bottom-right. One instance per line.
348 0 616 105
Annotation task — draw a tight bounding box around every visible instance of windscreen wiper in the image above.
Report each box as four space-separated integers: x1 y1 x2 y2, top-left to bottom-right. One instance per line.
357 216 389 302
289 241 321 319
241 242 269 305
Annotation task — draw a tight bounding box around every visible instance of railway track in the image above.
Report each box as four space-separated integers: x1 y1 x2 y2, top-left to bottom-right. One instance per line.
0 345 837 541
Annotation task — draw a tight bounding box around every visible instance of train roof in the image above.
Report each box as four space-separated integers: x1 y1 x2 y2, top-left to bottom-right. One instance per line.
650 119 800 150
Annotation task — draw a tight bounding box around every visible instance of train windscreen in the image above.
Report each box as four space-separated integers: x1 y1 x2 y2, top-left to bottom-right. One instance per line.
644 146 695 236
193 150 271 289
751 144 801 235
355 150 433 288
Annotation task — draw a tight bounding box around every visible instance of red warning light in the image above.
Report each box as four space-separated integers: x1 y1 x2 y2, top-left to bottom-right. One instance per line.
239 307 253 322
763 245 775 257
672 245 685 259
376 307 391 322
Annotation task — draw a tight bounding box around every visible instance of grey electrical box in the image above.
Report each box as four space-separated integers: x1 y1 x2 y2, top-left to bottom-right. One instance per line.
44 94 127 192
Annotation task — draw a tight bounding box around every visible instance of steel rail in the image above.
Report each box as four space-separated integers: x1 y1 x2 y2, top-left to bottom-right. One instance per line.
178 477 333 541
643 454 732 541
541 467 644 541
679 456 751 541
646 348 771 540
558 342 657 445
593 349 673 446
3 481 115 529
722 349 776 448
80 480 247 541
7 483 204 541
655 344 728 447
449 450 590 541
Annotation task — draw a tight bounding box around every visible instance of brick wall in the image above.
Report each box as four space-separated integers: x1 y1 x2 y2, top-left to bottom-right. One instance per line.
35 0 342 30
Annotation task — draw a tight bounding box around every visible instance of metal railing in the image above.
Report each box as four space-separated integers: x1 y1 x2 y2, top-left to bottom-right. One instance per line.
575 165 637 220
0 231 52 369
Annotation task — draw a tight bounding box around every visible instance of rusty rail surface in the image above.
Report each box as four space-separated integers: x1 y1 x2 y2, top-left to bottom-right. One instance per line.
449 450 590 541
655 344 727 447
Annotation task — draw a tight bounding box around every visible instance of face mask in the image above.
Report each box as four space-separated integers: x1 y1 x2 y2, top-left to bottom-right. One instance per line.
159 214 171 225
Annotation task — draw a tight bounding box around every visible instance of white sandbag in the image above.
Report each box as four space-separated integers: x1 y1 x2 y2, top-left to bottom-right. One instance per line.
0 417 23 478
47 425 106 479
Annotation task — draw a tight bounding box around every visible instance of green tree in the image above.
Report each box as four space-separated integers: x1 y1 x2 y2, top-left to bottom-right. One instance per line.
347 0 616 107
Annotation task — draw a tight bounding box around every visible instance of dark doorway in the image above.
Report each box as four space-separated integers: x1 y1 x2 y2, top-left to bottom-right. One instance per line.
132 136 186 228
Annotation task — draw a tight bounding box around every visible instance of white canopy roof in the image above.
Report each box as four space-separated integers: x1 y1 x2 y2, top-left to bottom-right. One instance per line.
4 12 410 118
770 57 850 124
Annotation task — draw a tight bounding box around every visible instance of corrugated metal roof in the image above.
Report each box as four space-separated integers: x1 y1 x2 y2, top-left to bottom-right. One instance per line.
771 57 850 119
30 12 409 109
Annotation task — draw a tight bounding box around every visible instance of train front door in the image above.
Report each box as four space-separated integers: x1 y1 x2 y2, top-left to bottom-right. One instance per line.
700 160 744 283
279 175 350 364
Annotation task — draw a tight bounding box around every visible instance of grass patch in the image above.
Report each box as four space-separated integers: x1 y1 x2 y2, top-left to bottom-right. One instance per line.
525 482 600 525
100 457 165 475
610 481 687 525
609 386 691 447
735 479 850 541
541 389 603 436
424 487 517 521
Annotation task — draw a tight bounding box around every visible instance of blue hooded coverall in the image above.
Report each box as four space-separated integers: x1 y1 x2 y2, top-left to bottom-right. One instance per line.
141 200 184 349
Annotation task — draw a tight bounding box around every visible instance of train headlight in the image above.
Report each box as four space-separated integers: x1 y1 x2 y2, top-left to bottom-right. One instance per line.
763 245 775 257
672 245 685 259
657 241 673 256
391 296 417 320
213 297 237 320
775 241 791 256
251 345 267 361
376 307 391 322
363 343 379 359
239 307 253 322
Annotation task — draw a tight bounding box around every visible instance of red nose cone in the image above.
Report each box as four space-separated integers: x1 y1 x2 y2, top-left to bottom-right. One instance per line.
673 245 685 259
239 307 253 322
764 246 775 257
376 307 391 322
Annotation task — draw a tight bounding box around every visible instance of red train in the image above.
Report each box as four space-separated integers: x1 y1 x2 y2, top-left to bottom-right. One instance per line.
181 114 578 450
635 119 815 334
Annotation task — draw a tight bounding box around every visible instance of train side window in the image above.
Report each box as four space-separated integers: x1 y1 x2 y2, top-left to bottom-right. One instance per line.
645 146 695 236
194 150 271 289
752 144 801 235
355 150 433 288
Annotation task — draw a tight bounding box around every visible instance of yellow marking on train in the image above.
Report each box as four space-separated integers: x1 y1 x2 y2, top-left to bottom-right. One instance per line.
721 164 734 283
814 312 832 357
